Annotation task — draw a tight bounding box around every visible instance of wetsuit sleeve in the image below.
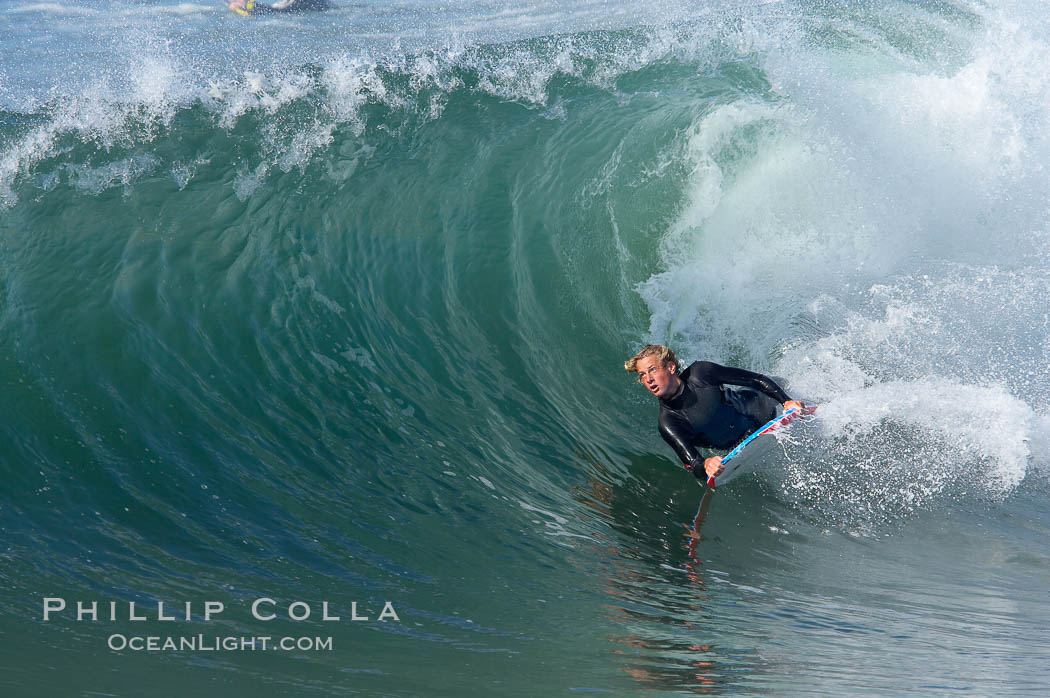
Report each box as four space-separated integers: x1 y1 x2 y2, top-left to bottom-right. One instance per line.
658 411 703 471
696 361 792 404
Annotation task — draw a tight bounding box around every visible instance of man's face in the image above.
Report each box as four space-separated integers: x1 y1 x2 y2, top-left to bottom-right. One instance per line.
636 355 677 398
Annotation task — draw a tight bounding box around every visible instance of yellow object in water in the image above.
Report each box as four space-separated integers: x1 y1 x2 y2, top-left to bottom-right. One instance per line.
230 0 255 16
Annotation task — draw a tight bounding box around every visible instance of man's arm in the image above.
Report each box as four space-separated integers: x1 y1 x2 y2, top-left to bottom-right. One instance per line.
658 413 707 478
696 361 793 404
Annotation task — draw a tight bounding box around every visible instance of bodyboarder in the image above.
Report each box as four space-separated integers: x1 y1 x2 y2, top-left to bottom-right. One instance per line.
625 344 803 481
228 0 328 16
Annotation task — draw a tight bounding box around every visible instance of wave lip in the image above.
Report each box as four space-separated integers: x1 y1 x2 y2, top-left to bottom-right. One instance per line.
6 3 101 15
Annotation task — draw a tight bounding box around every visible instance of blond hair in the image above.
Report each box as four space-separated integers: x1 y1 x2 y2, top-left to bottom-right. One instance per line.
624 344 679 378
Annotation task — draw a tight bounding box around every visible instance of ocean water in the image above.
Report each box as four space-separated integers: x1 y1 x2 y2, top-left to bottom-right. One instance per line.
2 0 1050 695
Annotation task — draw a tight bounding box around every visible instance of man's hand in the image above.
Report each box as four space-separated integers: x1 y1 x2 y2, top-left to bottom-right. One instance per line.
704 456 724 479
783 399 804 412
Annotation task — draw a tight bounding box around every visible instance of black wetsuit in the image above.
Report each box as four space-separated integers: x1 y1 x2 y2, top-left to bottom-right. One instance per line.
658 361 792 477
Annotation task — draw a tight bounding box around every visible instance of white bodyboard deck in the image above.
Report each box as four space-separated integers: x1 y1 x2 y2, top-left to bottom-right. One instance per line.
707 405 817 488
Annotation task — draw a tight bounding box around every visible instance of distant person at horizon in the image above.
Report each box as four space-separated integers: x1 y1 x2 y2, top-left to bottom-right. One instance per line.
228 0 328 16
625 344 803 481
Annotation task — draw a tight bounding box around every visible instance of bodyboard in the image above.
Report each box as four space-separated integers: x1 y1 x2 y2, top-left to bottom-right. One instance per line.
707 405 817 488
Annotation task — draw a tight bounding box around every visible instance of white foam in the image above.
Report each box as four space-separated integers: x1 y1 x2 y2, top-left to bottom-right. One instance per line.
67 154 159 195
7 3 98 15
814 378 1032 490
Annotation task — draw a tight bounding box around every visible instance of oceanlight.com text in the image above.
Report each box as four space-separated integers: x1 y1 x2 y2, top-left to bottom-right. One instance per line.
107 634 334 652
